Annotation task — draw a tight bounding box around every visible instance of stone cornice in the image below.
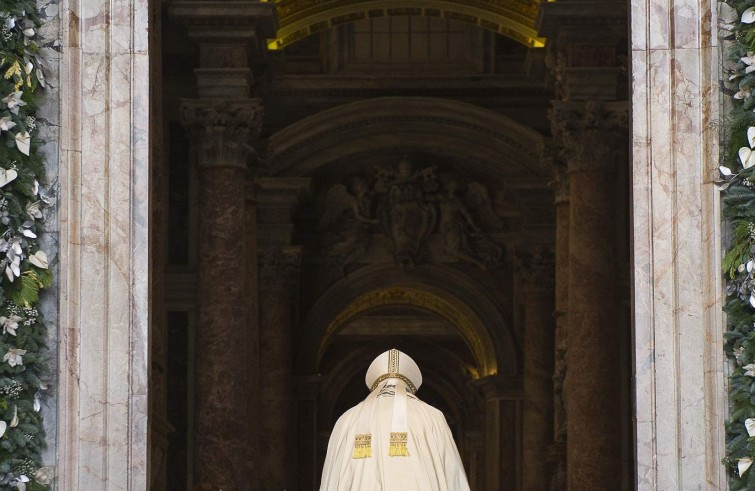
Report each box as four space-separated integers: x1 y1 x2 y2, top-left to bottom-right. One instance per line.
537 1 627 38
169 1 278 40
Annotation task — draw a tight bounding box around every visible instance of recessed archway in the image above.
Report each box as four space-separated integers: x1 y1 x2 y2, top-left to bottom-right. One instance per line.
298 263 517 377
269 0 545 49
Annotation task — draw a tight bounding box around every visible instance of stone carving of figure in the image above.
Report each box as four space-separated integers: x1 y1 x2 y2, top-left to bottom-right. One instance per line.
436 177 503 270
317 176 377 271
375 159 437 267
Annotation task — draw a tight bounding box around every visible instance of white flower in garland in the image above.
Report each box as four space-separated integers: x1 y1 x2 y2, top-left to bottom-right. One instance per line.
743 7 755 23
740 457 754 476
734 87 752 100
28 251 47 269
12 474 29 491
14 131 29 156
738 127 755 170
745 418 755 436
25 201 43 220
0 168 17 188
3 348 26 367
743 363 755 376
0 315 22 336
0 117 15 132
1 91 26 115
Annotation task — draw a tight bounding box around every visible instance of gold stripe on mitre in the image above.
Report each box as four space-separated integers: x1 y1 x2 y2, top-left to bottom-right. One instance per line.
353 433 372 459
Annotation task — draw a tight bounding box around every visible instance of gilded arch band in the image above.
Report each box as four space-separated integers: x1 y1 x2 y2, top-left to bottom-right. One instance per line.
268 0 545 49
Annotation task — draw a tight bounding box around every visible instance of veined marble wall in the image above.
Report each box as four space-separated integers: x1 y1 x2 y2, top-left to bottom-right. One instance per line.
53 0 151 489
631 0 726 488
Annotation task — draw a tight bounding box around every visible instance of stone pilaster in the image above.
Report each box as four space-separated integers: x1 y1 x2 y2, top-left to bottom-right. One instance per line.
258 247 302 491
476 375 523 491
549 101 627 491
543 144 569 448
515 250 556 491
245 183 261 491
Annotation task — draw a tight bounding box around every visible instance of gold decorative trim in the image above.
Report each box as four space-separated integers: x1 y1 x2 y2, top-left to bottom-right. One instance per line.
321 286 497 377
370 373 418 394
268 0 545 49
389 432 409 457
353 433 372 459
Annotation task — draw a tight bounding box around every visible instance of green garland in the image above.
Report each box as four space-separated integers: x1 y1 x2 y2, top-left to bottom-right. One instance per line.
723 0 755 488
0 1 51 490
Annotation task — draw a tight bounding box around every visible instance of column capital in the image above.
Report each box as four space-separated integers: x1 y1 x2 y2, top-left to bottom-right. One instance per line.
514 248 556 293
259 246 302 291
179 99 264 169
474 374 523 400
541 142 570 205
549 101 628 173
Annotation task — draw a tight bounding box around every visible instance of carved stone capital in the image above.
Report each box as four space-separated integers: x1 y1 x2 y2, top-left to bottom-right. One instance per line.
258 247 302 292
541 143 570 205
514 248 556 292
180 99 264 169
548 101 628 173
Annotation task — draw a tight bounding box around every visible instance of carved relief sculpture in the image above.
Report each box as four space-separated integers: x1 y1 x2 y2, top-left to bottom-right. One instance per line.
316 157 506 271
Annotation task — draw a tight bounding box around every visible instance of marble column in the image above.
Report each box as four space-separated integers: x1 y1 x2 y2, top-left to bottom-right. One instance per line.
245 183 261 490
171 4 275 488
476 375 523 491
258 247 302 490
548 150 569 491
550 101 627 490
180 100 262 490
517 251 555 491
295 375 324 490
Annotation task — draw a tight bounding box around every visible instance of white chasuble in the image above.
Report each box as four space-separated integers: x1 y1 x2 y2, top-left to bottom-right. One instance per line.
319 384 471 491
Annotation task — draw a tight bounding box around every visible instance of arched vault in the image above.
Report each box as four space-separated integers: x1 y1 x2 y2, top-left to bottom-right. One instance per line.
298 264 518 377
268 97 546 179
269 0 546 49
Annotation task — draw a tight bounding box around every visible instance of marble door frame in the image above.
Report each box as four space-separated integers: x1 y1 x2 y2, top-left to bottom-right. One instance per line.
631 0 727 488
55 0 151 489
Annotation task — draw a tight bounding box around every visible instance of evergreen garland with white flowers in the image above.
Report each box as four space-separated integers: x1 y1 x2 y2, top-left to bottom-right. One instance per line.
722 1 755 488
0 1 52 490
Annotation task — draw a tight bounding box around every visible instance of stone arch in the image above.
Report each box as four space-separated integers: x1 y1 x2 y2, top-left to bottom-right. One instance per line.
298 263 517 377
270 0 545 50
268 97 546 179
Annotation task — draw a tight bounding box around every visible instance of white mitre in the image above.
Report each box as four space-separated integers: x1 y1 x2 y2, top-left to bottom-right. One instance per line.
365 348 422 394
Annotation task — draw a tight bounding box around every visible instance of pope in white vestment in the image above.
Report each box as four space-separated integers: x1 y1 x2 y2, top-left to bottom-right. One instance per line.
320 349 471 491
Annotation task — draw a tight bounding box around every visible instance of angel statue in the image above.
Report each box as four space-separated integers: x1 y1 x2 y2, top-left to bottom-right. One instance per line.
316 176 378 273
436 177 503 270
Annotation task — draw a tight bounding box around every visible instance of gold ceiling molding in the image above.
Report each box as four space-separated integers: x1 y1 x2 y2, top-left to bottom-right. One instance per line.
320 286 498 377
267 0 545 49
